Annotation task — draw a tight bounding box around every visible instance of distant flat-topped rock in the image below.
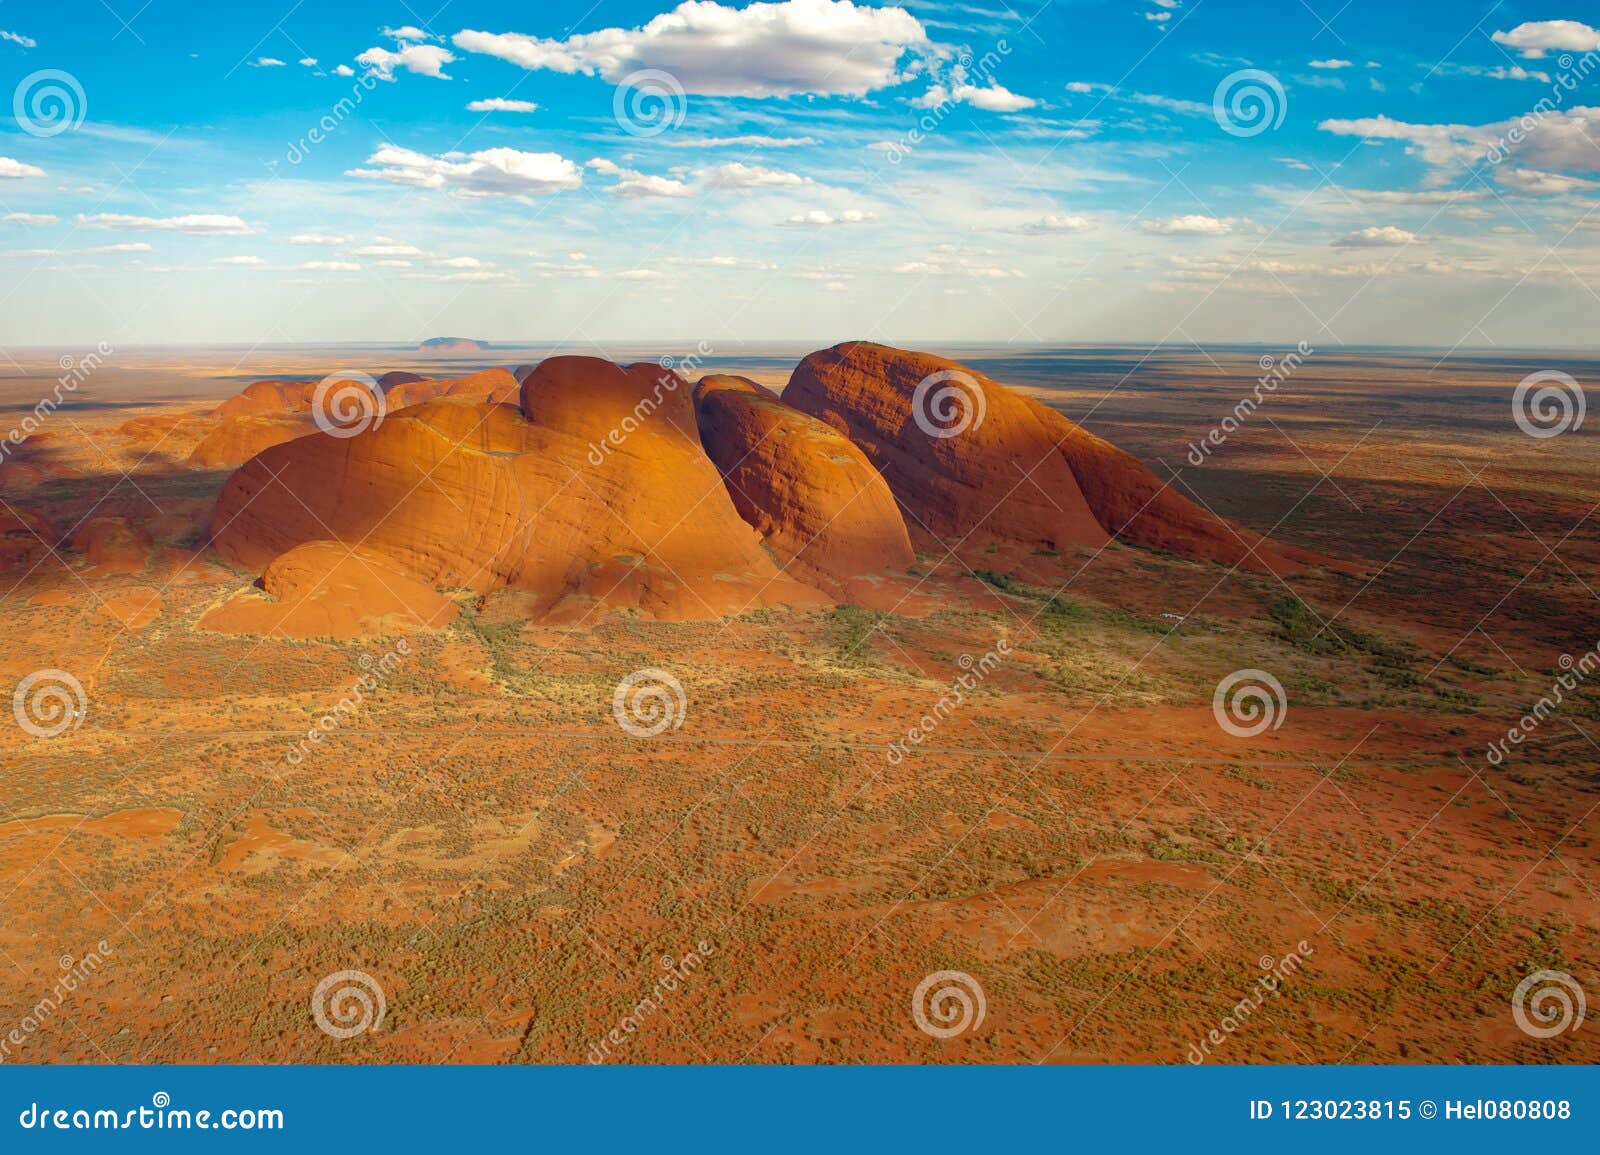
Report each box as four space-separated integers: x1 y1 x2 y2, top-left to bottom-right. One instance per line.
419 337 491 352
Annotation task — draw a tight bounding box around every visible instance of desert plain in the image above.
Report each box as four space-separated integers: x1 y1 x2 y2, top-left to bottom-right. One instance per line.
0 340 1595 1065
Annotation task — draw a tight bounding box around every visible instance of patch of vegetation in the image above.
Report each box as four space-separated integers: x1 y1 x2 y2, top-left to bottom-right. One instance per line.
1270 593 1423 689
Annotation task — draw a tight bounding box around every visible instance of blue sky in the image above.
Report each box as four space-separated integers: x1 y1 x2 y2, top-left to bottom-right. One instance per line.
3 0 1600 347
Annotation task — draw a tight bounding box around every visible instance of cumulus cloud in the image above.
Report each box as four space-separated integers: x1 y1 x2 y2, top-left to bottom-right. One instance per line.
77 212 252 235
358 40 455 80
782 209 875 226
214 255 264 265
1320 107 1600 186
253 57 287 67
1331 225 1421 248
351 238 422 256
3 211 55 224
1309 58 1352 69
452 0 931 96
1012 213 1091 234
702 161 809 189
299 260 361 271
467 97 538 112
1 29 38 48
0 157 46 179
1491 20 1600 57
1140 214 1236 235
287 233 348 245
348 145 582 198
587 158 693 198
83 242 153 253
913 76 1036 112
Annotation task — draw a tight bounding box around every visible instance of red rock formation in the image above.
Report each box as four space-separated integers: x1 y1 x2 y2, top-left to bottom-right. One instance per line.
72 516 151 574
210 357 831 621
201 540 458 638
187 415 311 469
694 374 913 593
785 342 1313 575
383 367 520 410
214 380 317 419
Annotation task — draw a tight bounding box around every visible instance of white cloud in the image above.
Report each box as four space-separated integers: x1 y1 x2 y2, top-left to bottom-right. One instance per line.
213 255 264 265
452 0 931 96
1309 58 1352 69
1 29 37 48
1331 225 1420 248
1491 20 1600 58
352 238 422 256
3 211 56 225
384 26 434 42
299 260 361 271
376 259 412 268
467 97 538 112
662 134 816 148
298 57 318 67
358 42 455 80
347 145 583 198
253 57 287 67
333 64 355 77
1013 213 1091 234
0 157 46 179
702 161 809 190
1497 168 1600 195
618 268 663 280
782 209 875 226
1320 107 1600 181
914 77 1036 112
1140 214 1235 235
587 158 693 198
83 242 152 253
77 212 252 235
1488 65 1551 82
435 256 487 268
288 233 348 245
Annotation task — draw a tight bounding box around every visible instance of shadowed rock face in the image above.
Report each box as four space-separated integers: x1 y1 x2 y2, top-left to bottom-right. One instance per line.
694 374 914 593
210 357 830 622
786 341 1313 575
